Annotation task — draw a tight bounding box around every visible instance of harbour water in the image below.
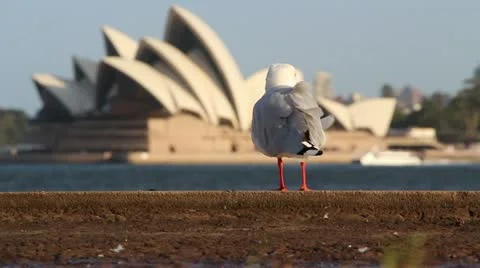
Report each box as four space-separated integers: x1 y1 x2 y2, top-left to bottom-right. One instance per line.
0 163 479 192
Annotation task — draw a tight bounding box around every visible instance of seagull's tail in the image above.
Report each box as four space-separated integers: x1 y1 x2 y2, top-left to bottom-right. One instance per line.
296 140 323 156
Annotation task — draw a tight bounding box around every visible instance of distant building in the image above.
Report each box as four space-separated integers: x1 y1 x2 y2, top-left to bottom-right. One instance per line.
313 72 334 99
396 85 423 114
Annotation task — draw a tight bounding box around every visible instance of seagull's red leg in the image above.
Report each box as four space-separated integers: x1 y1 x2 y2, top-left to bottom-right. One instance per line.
299 161 310 191
277 158 287 192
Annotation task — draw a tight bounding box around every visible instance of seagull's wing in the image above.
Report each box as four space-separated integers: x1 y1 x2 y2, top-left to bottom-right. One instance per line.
286 82 335 149
265 90 294 118
320 115 335 130
251 89 297 156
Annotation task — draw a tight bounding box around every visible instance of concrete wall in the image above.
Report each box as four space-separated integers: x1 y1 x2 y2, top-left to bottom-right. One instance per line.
147 114 383 155
148 114 237 154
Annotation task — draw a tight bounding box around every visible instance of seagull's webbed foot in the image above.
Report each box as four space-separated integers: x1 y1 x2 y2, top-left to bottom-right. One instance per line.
299 185 311 191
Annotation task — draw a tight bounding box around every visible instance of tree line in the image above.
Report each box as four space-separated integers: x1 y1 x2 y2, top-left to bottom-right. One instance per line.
0 109 28 146
381 65 480 143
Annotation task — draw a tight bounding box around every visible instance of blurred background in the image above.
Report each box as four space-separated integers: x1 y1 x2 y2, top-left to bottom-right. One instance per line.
1 0 480 191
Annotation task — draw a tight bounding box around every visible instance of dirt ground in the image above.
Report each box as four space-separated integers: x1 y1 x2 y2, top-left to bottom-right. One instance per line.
0 191 480 266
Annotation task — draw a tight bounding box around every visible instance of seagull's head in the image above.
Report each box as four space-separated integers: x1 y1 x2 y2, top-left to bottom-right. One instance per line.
265 63 299 91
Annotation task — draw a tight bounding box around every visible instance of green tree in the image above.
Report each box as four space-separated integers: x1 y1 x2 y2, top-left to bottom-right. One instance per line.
464 64 480 85
391 65 480 143
448 64 480 140
450 86 480 139
0 109 29 145
430 91 450 108
390 92 454 138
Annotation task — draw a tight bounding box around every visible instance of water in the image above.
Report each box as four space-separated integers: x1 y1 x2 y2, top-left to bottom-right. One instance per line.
1 163 479 267
0 163 479 192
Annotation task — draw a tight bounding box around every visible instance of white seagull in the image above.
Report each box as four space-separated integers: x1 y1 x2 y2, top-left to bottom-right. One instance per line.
251 63 335 191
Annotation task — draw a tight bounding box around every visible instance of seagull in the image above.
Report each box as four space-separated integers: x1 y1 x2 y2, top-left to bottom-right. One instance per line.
251 63 335 191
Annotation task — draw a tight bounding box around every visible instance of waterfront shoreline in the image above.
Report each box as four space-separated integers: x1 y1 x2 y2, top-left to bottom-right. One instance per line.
0 150 479 165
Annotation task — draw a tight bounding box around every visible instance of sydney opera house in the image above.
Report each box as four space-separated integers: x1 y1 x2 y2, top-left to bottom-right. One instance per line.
23 5 402 163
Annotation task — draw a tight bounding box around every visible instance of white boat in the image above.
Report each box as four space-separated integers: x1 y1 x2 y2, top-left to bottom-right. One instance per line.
422 159 451 166
352 150 422 166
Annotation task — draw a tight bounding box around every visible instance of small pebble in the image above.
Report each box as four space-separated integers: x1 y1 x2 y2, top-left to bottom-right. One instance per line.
358 247 369 253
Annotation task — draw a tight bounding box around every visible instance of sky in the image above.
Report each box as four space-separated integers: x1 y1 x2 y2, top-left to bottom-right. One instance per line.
1 0 480 116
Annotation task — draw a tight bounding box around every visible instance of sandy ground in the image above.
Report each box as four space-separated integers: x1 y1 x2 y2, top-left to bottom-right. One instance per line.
0 191 480 266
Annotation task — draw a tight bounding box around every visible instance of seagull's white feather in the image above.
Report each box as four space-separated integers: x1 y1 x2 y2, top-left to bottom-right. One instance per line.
251 63 335 158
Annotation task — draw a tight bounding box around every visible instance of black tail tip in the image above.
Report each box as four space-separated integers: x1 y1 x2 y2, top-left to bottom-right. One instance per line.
296 148 324 156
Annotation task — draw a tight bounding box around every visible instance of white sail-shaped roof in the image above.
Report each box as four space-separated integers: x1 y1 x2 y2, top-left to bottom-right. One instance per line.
137 37 239 128
32 74 94 116
244 68 268 118
349 98 396 137
164 5 249 130
187 48 223 89
101 26 138 59
316 97 354 131
157 72 208 121
316 97 396 137
99 57 178 114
